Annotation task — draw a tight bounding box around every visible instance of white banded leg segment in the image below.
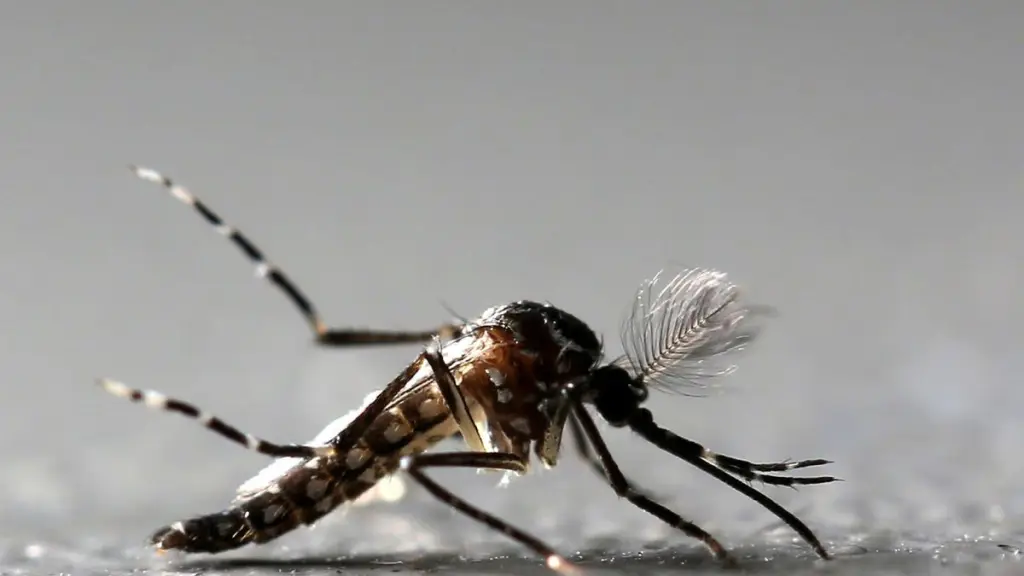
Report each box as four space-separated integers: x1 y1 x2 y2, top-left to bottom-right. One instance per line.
130 164 464 347
129 164 328 338
97 378 331 459
702 449 838 486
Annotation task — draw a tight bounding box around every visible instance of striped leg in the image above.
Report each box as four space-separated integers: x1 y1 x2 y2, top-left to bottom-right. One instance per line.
98 347 431 458
570 408 737 566
626 407 833 560
97 378 332 459
129 165 462 346
703 452 837 487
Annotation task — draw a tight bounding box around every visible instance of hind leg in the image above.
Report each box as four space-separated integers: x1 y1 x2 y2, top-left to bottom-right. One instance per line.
130 165 462 346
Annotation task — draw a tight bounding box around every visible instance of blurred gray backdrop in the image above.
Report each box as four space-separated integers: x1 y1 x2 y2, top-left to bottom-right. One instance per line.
0 2 1021 575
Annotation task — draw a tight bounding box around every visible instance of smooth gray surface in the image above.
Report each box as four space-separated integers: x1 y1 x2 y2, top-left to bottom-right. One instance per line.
0 2 1022 575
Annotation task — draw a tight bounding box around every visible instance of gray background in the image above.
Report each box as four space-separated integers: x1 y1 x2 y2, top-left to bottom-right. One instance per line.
0 2 1021 575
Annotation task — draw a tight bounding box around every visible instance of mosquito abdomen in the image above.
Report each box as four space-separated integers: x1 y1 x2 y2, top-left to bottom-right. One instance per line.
150 460 400 553
150 509 252 553
151 388 458 554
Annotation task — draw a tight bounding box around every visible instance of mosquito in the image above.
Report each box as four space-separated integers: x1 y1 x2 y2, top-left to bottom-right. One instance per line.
98 165 839 574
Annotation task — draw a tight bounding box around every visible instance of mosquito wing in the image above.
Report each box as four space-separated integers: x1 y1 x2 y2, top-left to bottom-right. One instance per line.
232 389 385 501
232 335 482 502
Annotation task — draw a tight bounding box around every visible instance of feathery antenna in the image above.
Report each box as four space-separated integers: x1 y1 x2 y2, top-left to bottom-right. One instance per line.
620 268 769 394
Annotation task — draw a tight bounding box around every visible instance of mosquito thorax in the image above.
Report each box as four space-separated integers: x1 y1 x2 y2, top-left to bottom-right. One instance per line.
459 300 605 444
468 300 604 375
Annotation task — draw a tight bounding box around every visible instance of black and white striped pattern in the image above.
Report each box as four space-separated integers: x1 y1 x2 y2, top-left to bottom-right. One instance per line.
130 165 460 346
704 451 835 487
98 378 334 459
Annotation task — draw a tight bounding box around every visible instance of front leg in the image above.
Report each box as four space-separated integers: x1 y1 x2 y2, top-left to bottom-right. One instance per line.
703 451 836 486
565 409 664 502
626 407 833 560
570 408 738 567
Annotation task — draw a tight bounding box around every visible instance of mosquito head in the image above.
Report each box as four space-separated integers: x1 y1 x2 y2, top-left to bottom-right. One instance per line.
583 364 648 427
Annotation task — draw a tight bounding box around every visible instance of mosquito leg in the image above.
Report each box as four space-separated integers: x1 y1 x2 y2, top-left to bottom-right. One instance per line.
564 410 664 501
97 378 330 459
578 402 835 488
565 409 609 480
625 407 832 560
705 452 837 487
569 408 737 566
399 451 579 575
422 336 488 452
130 165 463 347
711 455 831 472
98 345 432 458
